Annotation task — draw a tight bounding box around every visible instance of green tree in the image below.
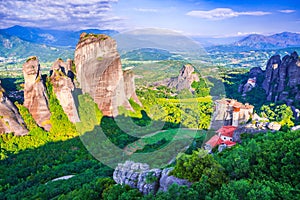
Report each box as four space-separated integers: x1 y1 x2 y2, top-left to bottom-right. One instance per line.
170 149 227 191
191 79 210 97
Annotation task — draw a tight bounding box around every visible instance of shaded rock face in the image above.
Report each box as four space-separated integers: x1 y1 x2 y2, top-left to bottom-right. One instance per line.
262 51 300 103
239 67 265 95
74 33 133 116
0 82 28 135
159 168 191 192
233 125 268 143
249 67 264 78
50 59 80 123
113 161 190 195
123 68 142 106
167 64 199 91
23 57 51 131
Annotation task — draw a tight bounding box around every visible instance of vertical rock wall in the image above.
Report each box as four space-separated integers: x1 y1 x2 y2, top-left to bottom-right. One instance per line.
23 56 51 131
50 59 80 123
74 33 133 116
0 82 28 135
262 51 300 103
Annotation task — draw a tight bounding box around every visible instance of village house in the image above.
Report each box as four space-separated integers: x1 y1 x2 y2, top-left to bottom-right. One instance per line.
204 125 237 152
207 99 255 152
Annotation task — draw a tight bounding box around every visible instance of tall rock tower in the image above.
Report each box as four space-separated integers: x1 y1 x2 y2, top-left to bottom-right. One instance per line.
262 51 300 103
50 59 80 123
74 33 134 116
23 56 51 131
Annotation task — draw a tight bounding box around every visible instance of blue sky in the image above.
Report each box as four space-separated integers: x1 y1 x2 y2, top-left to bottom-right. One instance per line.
0 0 299 37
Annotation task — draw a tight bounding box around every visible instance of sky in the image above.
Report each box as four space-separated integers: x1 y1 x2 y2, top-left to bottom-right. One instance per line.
0 0 299 37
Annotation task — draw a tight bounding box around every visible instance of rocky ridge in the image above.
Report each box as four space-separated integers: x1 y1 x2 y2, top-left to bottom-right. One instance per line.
240 51 300 109
0 81 28 135
2 33 141 135
113 161 191 195
262 51 300 103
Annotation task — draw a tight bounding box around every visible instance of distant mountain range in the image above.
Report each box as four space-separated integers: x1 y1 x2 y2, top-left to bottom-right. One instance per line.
0 25 118 64
0 33 73 63
233 32 300 49
0 25 118 47
1 25 300 65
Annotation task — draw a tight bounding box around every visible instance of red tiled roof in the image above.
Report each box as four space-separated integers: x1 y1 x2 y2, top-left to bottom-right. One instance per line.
221 140 236 147
217 126 237 137
205 135 237 149
217 99 254 109
205 135 222 148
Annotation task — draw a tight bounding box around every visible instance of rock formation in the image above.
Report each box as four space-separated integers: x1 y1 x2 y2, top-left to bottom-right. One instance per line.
262 51 300 103
239 67 265 95
152 64 200 93
159 168 191 192
0 81 28 135
123 67 142 106
50 59 80 123
167 64 199 91
74 33 135 116
113 161 191 195
23 56 51 131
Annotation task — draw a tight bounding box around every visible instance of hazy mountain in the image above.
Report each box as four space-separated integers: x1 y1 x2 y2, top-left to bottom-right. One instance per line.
121 48 181 61
191 36 244 47
0 25 118 48
233 32 300 49
0 33 73 63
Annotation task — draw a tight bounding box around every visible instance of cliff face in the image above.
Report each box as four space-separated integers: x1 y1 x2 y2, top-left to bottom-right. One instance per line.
123 68 142 106
0 82 28 135
262 51 300 103
50 59 80 123
167 64 199 91
23 56 51 131
74 33 133 116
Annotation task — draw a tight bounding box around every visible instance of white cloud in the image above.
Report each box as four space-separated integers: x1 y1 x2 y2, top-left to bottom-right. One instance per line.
237 31 262 36
186 8 271 20
134 8 158 13
278 9 296 14
0 0 123 30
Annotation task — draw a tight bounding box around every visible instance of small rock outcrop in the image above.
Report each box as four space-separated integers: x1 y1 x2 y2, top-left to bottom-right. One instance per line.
113 161 190 195
0 81 28 135
74 33 133 116
239 67 265 95
159 168 191 192
262 51 300 103
152 64 200 92
167 64 199 91
23 56 51 131
50 59 80 123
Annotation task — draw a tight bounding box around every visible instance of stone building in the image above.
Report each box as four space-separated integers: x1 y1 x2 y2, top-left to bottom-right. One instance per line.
210 99 254 130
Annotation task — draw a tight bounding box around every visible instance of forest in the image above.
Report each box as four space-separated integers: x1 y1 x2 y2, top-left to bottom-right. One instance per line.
0 69 299 199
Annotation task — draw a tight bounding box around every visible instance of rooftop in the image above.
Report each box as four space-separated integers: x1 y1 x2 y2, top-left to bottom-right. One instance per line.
217 125 237 137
